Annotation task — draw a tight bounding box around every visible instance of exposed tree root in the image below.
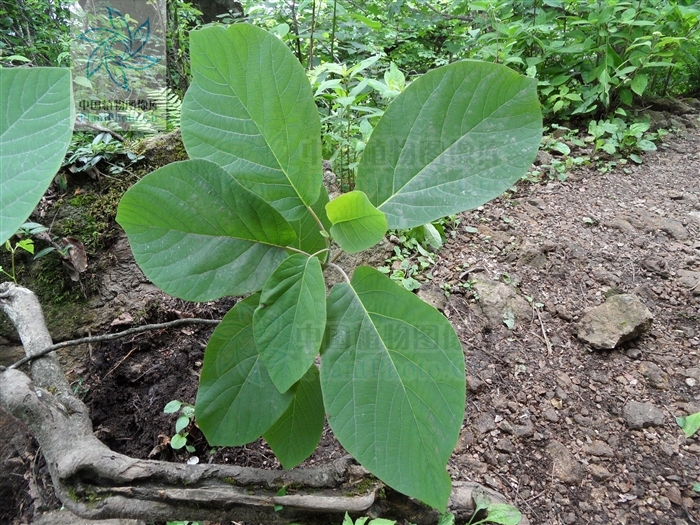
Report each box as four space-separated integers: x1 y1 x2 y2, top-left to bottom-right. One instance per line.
0 282 527 524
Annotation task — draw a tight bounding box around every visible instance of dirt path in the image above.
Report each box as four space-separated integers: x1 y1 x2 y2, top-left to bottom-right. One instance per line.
435 127 700 524
1 122 699 524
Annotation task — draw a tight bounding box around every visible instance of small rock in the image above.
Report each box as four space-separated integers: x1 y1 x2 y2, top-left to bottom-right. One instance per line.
497 419 514 434
495 438 515 453
626 348 643 359
577 294 654 350
642 256 672 278
608 217 636 233
583 440 615 458
543 408 560 423
666 487 683 506
638 361 669 389
623 400 665 429
475 414 497 435
657 218 689 241
546 440 584 484
454 430 475 453
677 270 700 296
518 240 548 268
588 464 613 481
466 375 486 393
417 284 448 312
556 305 573 321
514 418 535 438
472 277 532 329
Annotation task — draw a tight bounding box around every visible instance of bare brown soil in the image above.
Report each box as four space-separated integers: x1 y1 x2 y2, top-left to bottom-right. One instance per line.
1 120 699 525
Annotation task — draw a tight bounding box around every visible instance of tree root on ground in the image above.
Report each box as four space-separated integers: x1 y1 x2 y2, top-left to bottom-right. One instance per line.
0 282 527 524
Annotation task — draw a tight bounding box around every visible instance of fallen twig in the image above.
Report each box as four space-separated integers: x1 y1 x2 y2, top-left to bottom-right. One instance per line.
6 317 220 370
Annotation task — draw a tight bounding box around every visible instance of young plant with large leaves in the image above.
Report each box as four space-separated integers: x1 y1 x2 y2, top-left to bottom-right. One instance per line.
116 23 542 511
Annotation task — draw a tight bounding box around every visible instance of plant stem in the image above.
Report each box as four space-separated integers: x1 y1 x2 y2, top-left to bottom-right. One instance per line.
308 0 316 69
326 262 350 283
330 0 337 61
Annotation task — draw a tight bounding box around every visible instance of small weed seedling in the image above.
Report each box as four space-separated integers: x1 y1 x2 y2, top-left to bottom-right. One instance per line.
164 400 196 452
465 486 522 524
676 411 700 438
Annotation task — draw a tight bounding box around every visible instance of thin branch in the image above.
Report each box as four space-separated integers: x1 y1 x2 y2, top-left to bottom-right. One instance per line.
7 318 220 370
74 121 126 142
535 308 553 356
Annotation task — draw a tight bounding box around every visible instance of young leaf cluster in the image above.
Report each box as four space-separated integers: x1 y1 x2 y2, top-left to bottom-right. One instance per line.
116 23 542 510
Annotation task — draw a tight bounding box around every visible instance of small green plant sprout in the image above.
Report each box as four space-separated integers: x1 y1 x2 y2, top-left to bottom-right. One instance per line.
1 229 35 284
117 23 542 510
342 512 396 525
693 483 700 494
164 400 196 452
676 411 700 438
466 486 522 525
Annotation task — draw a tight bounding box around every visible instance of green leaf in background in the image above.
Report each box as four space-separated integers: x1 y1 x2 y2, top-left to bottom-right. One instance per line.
116 159 296 302
264 365 325 468
676 412 700 438
356 60 542 229
0 68 74 244
630 73 648 96
182 24 322 221
196 294 294 446
254 254 326 393
321 267 465 510
325 191 388 253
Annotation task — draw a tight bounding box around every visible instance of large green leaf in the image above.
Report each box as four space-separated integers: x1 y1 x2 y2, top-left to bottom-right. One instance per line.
326 191 387 254
0 68 74 244
355 60 542 229
321 267 465 510
182 23 322 220
196 294 294 446
264 365 325 469
254 254 326 393
116 159 296 302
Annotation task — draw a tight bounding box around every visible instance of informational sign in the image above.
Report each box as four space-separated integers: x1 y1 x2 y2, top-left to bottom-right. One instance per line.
70 0 167 131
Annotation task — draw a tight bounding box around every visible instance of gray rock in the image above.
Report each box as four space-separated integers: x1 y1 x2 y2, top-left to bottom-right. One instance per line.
517 240 548 268
577 294 653 350
608 217 636 233
514 418 535 438
638 361 669 389
417 284 448 311
495 437 515 453
583 440 615 458
475 413 497 435
546 440 584 484
588 464 613 481
623 400 665 429
677 270 700 296
543 408 560 423
472 277 532 329
466 375 486 393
